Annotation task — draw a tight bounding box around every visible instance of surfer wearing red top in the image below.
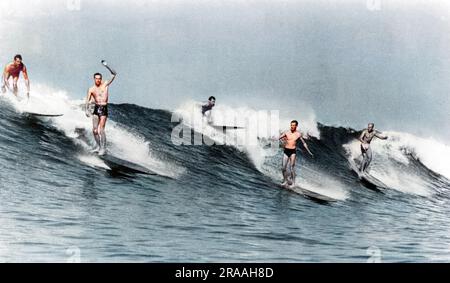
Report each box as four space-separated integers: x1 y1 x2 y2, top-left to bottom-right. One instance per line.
2 54 30 98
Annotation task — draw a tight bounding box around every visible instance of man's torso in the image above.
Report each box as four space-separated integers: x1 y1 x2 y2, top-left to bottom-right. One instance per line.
202 103 213 115
90 84 109 105
284 131 301 149
6 63 24 78
361 129 378 144
361 129 380 151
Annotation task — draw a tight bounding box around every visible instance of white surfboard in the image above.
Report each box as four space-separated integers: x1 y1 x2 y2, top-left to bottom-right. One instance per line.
23 111 64 117
98 153 157 175
348 159 388 190
279 183 338 203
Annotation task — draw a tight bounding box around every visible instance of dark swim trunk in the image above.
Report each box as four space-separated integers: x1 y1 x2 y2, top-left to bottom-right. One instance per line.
360 144 370 153
93 104 108 117
202 104 213 115
284 148 296 158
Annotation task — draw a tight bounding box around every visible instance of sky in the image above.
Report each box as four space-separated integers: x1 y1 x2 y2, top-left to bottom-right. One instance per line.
1 0 449 142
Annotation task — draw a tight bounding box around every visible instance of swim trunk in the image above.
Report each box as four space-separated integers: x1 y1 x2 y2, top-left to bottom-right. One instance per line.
360 143 370 153
202 104 213 115
93 104 108 117
284 148 296 158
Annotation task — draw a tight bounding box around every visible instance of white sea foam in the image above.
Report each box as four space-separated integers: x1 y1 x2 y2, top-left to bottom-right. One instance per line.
343 131 449 196
175 100 349 200
2 83 184 179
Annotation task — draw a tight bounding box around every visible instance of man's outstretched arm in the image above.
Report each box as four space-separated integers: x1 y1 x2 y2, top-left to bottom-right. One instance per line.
102 60 117 86
375 131 388 140
299 135 314 157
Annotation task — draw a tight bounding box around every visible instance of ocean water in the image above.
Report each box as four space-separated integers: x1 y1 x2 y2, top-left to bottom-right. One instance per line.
0 88 449 262
1 0 450 263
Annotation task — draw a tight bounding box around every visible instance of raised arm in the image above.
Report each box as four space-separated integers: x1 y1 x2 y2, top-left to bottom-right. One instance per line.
299 134 314 157
102 60 117 87
279 131 287 140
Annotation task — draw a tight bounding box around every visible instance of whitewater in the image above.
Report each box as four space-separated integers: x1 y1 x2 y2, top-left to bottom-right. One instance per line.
1 82 449 262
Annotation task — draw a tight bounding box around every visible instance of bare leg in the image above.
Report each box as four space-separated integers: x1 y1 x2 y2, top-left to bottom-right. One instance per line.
2 74 10 93
289 154 297 186
98 115 108 154
12 77 18 97
361 147 373 173
281 154 289 185
92 115 100 150
359 146 366 172
360 146 373 173
205 110 213 124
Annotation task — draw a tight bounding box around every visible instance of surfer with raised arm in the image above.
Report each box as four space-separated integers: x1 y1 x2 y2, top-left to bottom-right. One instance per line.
358 123 388 173
279 120 313 187
1 54 30 98
85 60 117 155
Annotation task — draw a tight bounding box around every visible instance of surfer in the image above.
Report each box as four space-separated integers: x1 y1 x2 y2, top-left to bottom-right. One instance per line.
279 120 313 187
201 96 216 116
85 60 117 155
201 96 216 124
358 123 388 173
1 54 30 98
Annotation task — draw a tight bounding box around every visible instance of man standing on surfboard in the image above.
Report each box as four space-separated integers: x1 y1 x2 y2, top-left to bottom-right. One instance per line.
1 54 30 98
358 123 388 173
85 60 117 155
279 120 313 187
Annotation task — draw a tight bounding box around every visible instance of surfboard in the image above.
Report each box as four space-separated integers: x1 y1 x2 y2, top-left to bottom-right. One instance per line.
280 183 337 203
211 125 245 131
358 173 388 191
23 112 64 117
348 159 388 191
73 127 159 176
98 154 157 175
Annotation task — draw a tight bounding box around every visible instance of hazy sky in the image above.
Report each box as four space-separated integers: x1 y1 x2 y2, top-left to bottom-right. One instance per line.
1 0 449 142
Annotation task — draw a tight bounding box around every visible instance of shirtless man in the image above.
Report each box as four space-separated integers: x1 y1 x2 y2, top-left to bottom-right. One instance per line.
202 96 216 116
279 120 313 186
358 123 388 173
1 54 30 98
85 60 117 155
201 96 216 124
